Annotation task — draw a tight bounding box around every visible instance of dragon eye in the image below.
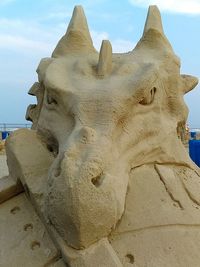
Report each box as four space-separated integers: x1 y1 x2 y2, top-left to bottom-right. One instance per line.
46 94 57 105
139 87 156 105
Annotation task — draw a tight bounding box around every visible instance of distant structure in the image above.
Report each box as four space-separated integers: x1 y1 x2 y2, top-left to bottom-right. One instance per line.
0 123 31 140
4 5 200 266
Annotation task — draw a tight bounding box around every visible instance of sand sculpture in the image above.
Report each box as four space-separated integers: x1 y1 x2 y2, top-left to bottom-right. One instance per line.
4 5 200 267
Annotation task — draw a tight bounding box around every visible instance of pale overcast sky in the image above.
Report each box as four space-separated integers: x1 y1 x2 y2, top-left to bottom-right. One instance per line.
0 0 199 127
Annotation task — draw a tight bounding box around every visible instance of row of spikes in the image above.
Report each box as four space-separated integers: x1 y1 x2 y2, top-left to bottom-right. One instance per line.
51 5 198 94
52 6 168 71
52 5 169 56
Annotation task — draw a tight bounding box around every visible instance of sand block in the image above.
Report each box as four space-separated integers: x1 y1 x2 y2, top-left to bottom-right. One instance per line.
0 175 23 204
0 193 66 267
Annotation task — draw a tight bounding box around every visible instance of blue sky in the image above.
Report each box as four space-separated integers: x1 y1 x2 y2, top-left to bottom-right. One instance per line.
0 0 200 127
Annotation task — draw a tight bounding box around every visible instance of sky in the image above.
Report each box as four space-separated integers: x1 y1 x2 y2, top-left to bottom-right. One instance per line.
0 0 200 128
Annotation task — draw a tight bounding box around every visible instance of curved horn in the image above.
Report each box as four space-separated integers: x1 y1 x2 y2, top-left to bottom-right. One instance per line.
52 6 96 57
181 74 198 94
97 40 112 77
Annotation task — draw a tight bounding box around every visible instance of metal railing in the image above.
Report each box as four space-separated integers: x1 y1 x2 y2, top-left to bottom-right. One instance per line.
0 123 199 132
0 123 31 132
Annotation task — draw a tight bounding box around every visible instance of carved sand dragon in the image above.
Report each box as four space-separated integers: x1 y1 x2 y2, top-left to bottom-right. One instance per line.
6 5 200 267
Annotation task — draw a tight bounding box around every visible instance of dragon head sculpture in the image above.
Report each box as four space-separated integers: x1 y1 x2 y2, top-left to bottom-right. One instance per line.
24 6 198 249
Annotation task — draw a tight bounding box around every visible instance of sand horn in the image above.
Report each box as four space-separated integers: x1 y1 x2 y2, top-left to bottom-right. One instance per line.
134 5 174 53
52 6 95 57
181 74 199 94
97 40 112 77
143 5 164 36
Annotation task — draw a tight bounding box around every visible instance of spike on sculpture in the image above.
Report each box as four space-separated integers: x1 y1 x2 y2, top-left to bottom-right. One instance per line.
52 5 96 57
4 5 200 267
98 40 112 76
143 5 164 35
